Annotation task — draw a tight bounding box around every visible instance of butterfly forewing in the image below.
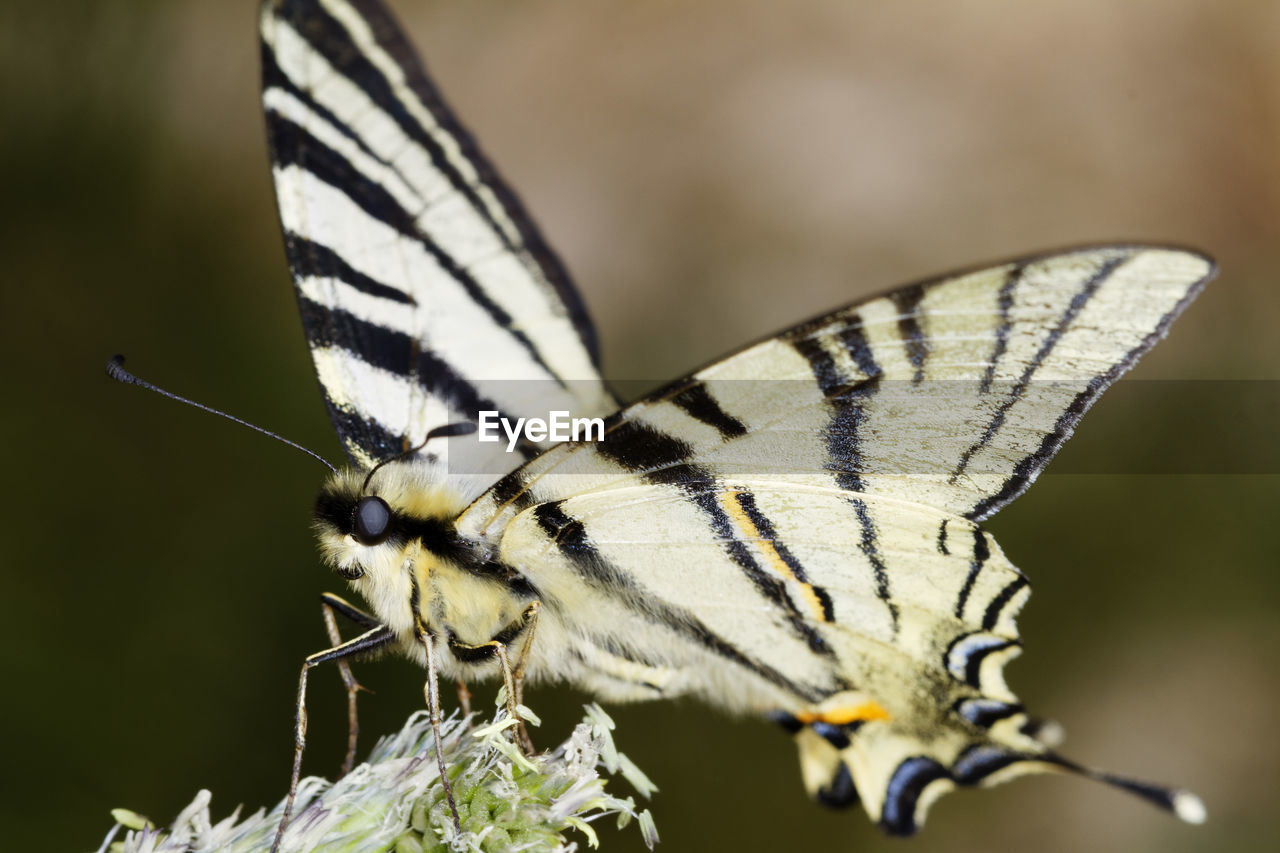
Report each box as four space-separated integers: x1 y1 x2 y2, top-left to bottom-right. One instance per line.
462 246 1213 529
260 0 615 484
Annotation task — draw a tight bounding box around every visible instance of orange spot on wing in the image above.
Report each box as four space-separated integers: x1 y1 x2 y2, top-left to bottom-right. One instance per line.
796 702 891 726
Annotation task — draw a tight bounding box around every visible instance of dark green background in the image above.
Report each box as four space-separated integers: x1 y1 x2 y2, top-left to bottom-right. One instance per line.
3 1 1277 851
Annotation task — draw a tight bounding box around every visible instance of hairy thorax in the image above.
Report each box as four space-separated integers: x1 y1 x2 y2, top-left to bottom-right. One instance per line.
311 463 537 678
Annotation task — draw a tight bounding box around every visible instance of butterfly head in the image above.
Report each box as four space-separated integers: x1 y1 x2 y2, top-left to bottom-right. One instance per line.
312 462 471 587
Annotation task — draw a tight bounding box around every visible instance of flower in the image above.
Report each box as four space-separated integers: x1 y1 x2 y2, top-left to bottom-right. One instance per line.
100 703 657 853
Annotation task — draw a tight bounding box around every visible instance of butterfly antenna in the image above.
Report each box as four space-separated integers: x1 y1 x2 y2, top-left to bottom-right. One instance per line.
361 421 477 493
107 354 338 475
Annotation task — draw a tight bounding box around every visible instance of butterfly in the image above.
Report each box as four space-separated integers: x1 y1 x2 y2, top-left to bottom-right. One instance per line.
257 0 1212 840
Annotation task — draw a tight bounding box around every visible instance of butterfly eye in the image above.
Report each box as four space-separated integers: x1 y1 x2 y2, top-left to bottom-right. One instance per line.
353 496 392 545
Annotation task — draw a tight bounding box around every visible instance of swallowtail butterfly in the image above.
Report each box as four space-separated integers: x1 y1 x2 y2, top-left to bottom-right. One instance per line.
251 0 1215 840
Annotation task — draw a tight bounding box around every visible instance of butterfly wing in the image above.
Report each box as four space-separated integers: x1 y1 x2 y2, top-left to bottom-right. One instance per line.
260 0 615 484
462 246 1212 527
493 480 1043 830
458 245 1212 832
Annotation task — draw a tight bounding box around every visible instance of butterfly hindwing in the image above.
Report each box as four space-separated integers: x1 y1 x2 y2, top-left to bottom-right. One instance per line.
260 0 615 485
484 477 1041 832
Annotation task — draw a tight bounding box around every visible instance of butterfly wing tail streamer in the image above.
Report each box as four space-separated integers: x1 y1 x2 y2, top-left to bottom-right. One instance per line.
759 499 1206 835
784 599 1208 835
793 717 1207 835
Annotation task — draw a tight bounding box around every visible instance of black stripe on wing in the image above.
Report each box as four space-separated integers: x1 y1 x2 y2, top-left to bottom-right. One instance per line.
324 396 406 463
685 486 834 655
596 418 695 473
531 500 829 702
261 43 388 175
265 111 566 386
977 264 1022 396
889 284 928 384
269 1 510 253
880 757 950 836
961 252 1211 520
288 0 601 365
670 383 749 439
732 489 835 623
981 576 1028 632
790 321 882 494
595 420 835 654
513 417 857 643
286 235 414 306
849 497 900 634
951 255 1125 488
946 633 1019 689
878 742 1198 836
878 745 1047 836
297 298 539 463
953 697 1025 729
953 526 991 621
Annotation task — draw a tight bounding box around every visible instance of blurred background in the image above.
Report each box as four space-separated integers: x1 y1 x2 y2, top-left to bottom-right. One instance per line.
2 1 1277 851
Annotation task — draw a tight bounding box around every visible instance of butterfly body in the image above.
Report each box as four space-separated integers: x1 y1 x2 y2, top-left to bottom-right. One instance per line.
259 0 1213 837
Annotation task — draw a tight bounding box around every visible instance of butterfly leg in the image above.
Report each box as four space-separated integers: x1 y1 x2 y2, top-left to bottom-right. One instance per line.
416 626 463 834
272 623 395 853
447 602 541 754
511 601 541 711
511 601 541 754
319 592 381 776
490 641 536 754
454 636 527 750
454 677 473 716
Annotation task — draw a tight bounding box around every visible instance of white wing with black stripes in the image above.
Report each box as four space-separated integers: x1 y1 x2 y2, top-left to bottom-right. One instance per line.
464 247 1212 525
260 0 615 489
262 0 1212 837
456 245 1212 834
